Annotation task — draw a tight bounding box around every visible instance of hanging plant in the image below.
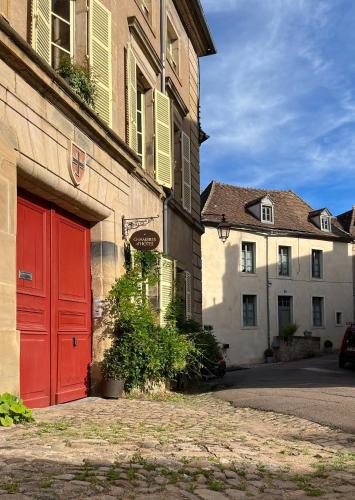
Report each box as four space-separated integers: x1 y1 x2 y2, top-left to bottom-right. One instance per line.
57 57 97 108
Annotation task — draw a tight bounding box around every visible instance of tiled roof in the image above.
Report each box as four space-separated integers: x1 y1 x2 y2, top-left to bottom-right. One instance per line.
337 208 355 236
201 181 352 240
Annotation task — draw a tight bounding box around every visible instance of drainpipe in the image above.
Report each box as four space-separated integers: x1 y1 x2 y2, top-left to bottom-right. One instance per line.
160 0 166 92
266 234 271 349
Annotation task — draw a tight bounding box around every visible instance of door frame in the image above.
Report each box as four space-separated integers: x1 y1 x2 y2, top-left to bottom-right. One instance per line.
277 294 294 335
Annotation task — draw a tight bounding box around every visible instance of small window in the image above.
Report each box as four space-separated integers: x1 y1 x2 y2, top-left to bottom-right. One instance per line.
241 242 256 273
167 18 179 73
261 204 273 223
320 215 331 232
140 0 151 19
51 0 74 69
336 311 343 326
243 295 257 327
312 297 324 327
278 246 291 276
312 249 323 279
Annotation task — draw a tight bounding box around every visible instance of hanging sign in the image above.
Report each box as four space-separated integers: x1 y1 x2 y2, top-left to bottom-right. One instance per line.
130 229 160 251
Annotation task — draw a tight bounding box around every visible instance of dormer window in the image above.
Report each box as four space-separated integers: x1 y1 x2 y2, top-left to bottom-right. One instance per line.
321 215 331 232
261 204 273 223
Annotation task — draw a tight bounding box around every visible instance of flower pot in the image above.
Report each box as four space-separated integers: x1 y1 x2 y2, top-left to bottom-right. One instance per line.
102 378 124 399
265 355 274 364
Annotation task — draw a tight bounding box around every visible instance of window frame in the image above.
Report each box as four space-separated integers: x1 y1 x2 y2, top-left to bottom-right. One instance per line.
136 85 146 169
50 0 75 69
278 245 291 277
261 203 274 224
320 215 331 232
241 241 256 274
166 16 179 74
241 294 258 328
312 296 325 328
311 248 323 280
335 311 343 327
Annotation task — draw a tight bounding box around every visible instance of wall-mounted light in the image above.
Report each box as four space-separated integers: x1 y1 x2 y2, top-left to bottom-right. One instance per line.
203 213 231 244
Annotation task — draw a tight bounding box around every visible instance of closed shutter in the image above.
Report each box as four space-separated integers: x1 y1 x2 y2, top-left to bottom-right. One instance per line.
181 131 191 212
184 271 192 320
127 46 138 152
159 256 174 325
154 90 172 188
32 0 51 64
89 0 112 126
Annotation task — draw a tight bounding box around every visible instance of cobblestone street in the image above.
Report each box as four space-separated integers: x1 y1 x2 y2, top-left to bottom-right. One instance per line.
1 393 354 499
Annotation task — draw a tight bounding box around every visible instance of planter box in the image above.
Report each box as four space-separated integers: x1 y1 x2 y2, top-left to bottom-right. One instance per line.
102 379 124 399
273 336 320 362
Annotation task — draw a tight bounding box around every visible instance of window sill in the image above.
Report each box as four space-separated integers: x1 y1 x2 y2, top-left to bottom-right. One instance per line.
239 272 257 277
312 326 325 330
240 326 259 331
277 275 292 279
311 277 324 281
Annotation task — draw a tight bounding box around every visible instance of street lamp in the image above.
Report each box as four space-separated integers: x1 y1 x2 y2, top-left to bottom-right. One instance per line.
202 213 231 243
217 214 231 243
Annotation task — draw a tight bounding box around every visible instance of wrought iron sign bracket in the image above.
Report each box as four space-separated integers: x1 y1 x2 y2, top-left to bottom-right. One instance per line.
122 215 159 239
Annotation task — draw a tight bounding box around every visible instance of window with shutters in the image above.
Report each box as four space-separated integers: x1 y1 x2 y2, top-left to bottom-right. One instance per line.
159 256 174 326
166 17 179 74
32 0 74 67
154 89 172 188
241 242 255 274
242 295 257 327
312 297 324 327
137 85 145 168
89 0 112 126
278 246 291 277
311 249 323 279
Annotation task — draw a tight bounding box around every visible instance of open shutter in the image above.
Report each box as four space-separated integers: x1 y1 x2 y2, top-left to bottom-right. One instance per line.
184 271 192 320
154 90 172 188
32 0 51 64
181 131 191 212
127 46 138 152
89 0 112 126
159 256 174 326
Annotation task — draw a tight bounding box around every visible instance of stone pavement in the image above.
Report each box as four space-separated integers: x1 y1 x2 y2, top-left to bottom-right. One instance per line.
0 393 354 499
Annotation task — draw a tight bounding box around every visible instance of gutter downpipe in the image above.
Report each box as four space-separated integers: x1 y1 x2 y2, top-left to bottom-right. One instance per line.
266 234 271 349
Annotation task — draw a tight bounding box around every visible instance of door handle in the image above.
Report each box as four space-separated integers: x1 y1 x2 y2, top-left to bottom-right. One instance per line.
72 337 78 348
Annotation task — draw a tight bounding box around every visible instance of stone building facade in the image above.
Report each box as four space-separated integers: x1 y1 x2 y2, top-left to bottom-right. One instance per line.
0 0 215 406
201 182 353 367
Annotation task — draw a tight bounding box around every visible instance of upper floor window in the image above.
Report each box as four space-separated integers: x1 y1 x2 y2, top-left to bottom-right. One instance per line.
167 18 179 73
241 242 255 274
261 204 273 223
320 215 331 232
51 0 74 69
136 86 145 168
312 297 324 327
278 246 291 276
140 0 151 19
312 249 323 279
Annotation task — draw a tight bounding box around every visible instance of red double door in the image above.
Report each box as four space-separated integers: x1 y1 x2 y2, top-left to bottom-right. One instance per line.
17 192 92 408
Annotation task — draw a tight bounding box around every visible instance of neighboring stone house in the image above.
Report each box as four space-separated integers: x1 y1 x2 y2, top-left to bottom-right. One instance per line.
201 181 353 367
337 206 355 318
0 0 215 406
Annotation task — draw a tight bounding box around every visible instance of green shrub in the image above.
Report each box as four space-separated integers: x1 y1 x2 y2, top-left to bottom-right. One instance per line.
102 250 198 391
0 393 34 427
281 323 299 338
57 57 96 107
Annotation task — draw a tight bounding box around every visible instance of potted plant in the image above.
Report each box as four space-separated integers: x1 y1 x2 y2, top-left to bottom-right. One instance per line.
281 323 299 341
264 348 274 363
100 343 124 399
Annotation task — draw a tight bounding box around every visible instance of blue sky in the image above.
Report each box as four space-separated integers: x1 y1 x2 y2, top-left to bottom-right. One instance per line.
199 0 355 215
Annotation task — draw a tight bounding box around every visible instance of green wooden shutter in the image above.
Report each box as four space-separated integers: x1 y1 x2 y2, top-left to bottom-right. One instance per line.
181 131 191 212
127 46 138 152
32 0 51 64
89 0 112 126
159 256 174 325
184 271 192 320
154 90 172 188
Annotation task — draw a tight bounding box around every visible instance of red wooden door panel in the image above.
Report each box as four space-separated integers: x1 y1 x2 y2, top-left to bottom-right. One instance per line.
51 211 91 404
17 195 51 408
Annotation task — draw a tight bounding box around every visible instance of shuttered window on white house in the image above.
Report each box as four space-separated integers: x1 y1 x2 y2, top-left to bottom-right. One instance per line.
32 0 74 68
155 90 173 188
89 0 112 126
181 131 191 213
